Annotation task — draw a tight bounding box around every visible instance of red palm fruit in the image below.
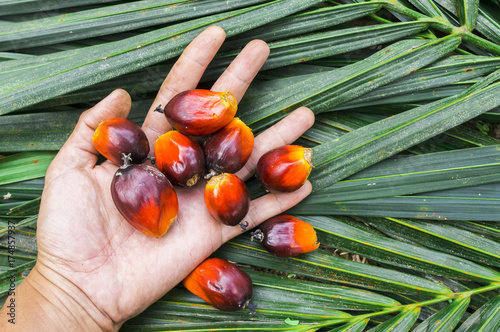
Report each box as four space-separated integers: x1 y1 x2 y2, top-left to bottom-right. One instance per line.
111 164 178 237
92 118 149 165
163 89 237 136
256 145 312 193
183 258 254 312
252 215 319 257
155 131 205 187
204 173 250 226
204 118 254 175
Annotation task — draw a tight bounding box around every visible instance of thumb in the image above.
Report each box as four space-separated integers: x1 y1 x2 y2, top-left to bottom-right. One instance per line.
48 89 132 177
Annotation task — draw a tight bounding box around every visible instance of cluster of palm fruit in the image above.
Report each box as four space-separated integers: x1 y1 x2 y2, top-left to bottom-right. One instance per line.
92 89 319 312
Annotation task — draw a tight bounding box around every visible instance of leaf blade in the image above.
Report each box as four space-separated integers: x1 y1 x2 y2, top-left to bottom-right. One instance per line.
366 306 420 332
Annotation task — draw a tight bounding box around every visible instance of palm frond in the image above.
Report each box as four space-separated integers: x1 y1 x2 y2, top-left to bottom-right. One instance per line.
3 0 500 330
0 0 122 15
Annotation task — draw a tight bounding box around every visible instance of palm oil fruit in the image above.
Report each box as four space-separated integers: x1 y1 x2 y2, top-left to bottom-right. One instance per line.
111 163 178 237
183 258 255 312
163 89 237 136
204 173 250 226
252 215 319 257
256 145 312 193
204 117 254 175
92 118 149 165
155 131 205 187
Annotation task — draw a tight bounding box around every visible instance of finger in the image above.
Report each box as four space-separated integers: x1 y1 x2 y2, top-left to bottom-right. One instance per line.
142 26 226 150
211 40 270 102
235 107 315 181
222 181 313 242
48 89 131 175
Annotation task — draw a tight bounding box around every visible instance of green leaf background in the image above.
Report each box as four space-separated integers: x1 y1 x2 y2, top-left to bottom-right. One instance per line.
2 0 500 330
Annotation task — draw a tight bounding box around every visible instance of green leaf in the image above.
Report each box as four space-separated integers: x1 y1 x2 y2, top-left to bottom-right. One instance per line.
328 319 369 332
333 55 500 111
0 260 35 283
0 278 22 298
0 0 122 15
0 0 323 115
0 237 37 262
123 320 307 331
0 152 55 186
220 3 383 51
456 294 500 332
456 0 480 30
450 220 500 243
215 236 452 296
247 269 400 310
434 0 500 45
0 52 35 61
419 276 495 311
220 21 428 72
6 197 41 217
0 100 150 152
241 36 460 130
126 285 349 329
0 179 44 201
0 110 80 152
364 217 500 267
0 215 37 237
475 4 500 45
15 3 378 109
307 145 500 201
312 111 499 152
343 85 470 110
0 0 267 51
406 0 451 21
309 69 500 190
414 296 470 331
366 306 420 332
300 215 500 282
290 182 500 221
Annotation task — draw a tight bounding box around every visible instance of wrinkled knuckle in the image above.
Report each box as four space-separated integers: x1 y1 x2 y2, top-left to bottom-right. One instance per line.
228 66 252 86
270 125 287 146
184 52 208 70
246 204 260 227
274 194 287 213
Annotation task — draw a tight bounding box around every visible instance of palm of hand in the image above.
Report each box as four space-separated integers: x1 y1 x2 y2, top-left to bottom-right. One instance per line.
32 26 314 328
37 164 227 322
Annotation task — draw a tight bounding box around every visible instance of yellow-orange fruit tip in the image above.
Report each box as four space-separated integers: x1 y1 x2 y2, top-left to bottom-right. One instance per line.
251 215 319 257
256 145 312 193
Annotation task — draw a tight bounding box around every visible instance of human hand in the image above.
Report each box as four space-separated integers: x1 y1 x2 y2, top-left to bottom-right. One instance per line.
2 26 314 331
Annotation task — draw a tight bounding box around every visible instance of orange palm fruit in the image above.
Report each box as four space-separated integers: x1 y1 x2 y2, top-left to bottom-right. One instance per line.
204 173 250 226
92 118 149 165
252 215 319 257
182 258 254 312
256 145 312 192
111 164 178 237
204 118 254 175
163 89 237 136
155 131 205 187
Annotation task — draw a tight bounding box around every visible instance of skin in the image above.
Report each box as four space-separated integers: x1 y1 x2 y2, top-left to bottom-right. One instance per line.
0 26 315 331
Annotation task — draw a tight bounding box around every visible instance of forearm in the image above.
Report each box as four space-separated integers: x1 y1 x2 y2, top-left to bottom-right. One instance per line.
0 264 117 331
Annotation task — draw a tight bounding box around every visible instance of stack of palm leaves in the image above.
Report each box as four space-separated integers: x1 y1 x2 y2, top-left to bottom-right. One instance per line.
1 0 500 330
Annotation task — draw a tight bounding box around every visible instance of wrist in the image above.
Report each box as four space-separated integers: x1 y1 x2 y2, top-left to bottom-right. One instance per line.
1 263 118 331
